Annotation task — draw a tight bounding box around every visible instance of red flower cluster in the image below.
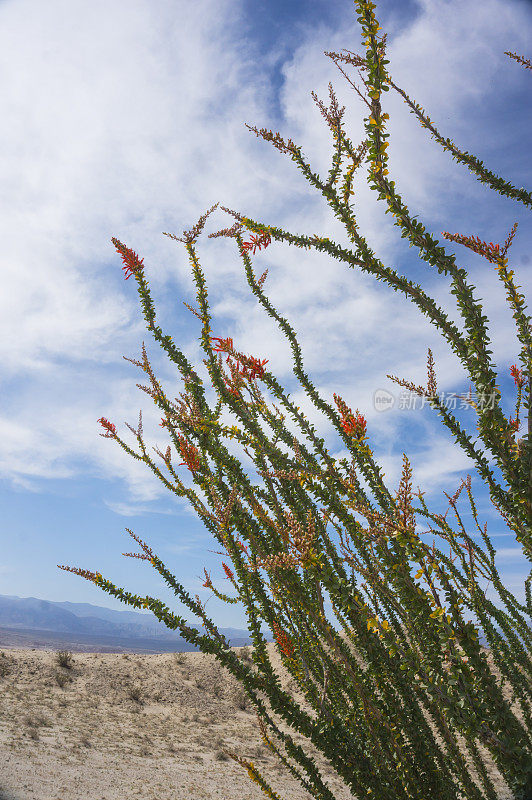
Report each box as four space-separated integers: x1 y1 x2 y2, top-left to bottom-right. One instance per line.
158 422 202 471
342 410 367 438
175 433 201 472
440 225 517 266
236 539 249 556
441 231 502 263
112 237 145 280
272 621 295 659
508 364 525 436
242 232 271 255
210 335 269 396
98 417 117 437
222 562 235 581
211 336 234 352
240 354 269 381
510 364 525 388
333 393 367 439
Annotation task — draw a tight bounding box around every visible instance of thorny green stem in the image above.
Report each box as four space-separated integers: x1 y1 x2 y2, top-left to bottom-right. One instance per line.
59 3 532 799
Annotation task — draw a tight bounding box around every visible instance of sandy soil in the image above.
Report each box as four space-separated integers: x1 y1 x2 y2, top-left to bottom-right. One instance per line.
0 640 528 800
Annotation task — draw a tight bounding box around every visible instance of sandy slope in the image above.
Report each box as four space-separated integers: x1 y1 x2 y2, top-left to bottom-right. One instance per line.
0 641 526 799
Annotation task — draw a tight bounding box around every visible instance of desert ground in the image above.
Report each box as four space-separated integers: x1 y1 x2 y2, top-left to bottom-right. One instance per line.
0 639 527 800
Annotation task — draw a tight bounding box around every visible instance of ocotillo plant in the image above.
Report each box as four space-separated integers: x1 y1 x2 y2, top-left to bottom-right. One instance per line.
59 1 532 798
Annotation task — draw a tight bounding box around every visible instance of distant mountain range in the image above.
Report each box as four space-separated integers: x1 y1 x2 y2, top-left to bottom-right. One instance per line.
0 594 502 653
0 594 266 650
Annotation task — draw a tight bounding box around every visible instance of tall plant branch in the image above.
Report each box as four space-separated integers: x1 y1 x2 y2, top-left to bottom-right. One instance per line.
58 2 532 798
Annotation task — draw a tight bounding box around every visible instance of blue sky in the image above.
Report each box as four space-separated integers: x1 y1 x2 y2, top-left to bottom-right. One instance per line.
1 0 531 646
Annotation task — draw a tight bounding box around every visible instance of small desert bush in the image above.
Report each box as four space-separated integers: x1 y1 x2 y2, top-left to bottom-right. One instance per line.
55 650 74 669
54 670 73 688
211 681 223 698
232 687 250 711
23 712 52 729
0 652 11 677
215 748 230 761
238 646 253 663
127 683 143 703
173 651 187 665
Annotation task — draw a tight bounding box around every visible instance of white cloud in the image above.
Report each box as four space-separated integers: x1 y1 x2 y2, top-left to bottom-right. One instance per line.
1 0 530 562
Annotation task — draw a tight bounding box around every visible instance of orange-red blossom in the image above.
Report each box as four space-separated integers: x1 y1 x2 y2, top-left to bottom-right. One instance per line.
112 238 145 280
509 363 527 435
272 620 295 659
510 363 525 389
242 232 271 255
98 417 117 437
210 335 269 398
333 393 368 439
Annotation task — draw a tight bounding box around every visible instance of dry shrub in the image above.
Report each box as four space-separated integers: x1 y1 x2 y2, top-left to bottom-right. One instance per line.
55 650 74 669
54 670 73 688
127 683 144 703
0 652 12 677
